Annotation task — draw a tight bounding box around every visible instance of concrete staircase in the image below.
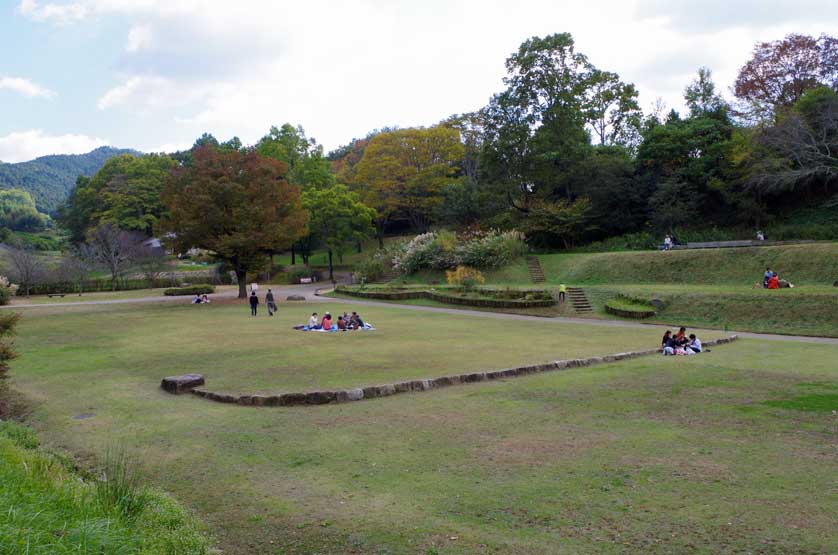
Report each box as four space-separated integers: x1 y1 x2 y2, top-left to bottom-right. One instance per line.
567 287 593 314
526 256 546 284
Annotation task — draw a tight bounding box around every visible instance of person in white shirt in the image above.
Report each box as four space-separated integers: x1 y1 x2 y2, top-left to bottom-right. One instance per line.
687 334 702 353
308 312 319 329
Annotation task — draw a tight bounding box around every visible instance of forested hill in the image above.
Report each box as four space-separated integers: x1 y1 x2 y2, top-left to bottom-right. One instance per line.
0 146 141 214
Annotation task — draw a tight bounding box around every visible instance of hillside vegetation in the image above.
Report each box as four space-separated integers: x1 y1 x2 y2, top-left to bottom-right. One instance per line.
0 420 211 554
538 243 838 285
0 147 139 213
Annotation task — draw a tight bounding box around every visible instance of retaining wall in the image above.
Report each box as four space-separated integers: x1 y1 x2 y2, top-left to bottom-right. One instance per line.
335 287 556 309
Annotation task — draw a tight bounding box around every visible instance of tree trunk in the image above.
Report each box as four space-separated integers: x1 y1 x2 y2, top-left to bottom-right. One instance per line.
291 245 296 265
376 224 385 249
111 272 117 292
356 241 362 254
236 269 247 298
328 249 334 281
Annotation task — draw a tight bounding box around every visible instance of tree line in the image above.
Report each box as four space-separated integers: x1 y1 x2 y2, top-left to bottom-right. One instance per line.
51 31 837 295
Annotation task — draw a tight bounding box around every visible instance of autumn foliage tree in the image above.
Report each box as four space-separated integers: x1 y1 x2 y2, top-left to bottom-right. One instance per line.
354 126 464 244
734 33 838 121
161 147 308 298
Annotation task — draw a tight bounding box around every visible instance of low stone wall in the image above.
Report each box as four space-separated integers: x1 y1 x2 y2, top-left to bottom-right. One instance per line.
185 335 738 408
605 305 656 319
335 287 556 309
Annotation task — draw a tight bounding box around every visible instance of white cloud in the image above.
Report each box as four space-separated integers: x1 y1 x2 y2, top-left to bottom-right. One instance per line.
17 0 838 152
18 0 86 23
97 75 208 111
0 130 109 163
126 24 153 52
0 76 56 99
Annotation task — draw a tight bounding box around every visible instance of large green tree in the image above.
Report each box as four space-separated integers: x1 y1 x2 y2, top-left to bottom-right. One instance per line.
256 124 335 189
302 184 375 279
57 154 176 241
160 147 308 298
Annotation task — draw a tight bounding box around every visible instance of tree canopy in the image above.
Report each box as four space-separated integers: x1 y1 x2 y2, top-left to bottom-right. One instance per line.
160 146 308 298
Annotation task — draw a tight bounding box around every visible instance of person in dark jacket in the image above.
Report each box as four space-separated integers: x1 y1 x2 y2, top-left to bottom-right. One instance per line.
249 291 259 316
265 289 277 316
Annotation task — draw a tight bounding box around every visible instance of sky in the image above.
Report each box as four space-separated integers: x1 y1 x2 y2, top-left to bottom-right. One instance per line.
1 0 837 163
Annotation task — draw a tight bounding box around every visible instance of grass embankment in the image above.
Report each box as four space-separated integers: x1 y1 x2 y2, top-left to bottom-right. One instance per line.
9 300 837 554
0 420 210 554
537 243 838 285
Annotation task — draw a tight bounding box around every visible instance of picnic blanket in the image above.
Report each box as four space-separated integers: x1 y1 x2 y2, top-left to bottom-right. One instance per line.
294 323 376 332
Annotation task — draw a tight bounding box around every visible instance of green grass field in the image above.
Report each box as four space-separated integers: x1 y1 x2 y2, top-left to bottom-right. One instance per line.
6 300 837 554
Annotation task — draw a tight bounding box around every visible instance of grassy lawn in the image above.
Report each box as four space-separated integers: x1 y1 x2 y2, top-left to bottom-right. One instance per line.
7 301 837 554
14 301 705 394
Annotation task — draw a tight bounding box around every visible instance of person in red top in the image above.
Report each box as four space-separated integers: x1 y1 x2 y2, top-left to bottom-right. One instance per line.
767 275 780 289
321 312 332 330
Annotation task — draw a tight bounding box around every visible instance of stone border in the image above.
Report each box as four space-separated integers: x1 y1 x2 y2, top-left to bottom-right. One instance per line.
334 286 556 309
180 335 738 407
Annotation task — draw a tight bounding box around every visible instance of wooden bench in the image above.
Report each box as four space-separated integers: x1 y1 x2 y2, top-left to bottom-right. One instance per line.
47 293 66 298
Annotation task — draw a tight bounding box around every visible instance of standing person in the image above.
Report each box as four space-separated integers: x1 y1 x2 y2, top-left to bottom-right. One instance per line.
265 289 277 316
249 290 259 316
663 234 672 251
558 283 567 303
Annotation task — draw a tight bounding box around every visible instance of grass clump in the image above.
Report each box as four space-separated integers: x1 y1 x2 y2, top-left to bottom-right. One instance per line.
763 393 838 412
0 420 212 554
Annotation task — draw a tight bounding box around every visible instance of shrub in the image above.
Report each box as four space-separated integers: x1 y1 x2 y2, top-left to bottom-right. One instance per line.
446 266 485 291
0 286 10 306
0 420 38 449
459 230 527 268
285 266 317 284
354 256 386 282
393 230 527 274
163 284 214 296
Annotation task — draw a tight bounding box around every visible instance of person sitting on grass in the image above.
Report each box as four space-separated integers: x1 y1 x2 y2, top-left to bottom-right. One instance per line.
192 294 202 304
321 312 332 330
308 312 319 329
767 274 780 289
337 315 347 331
674 327 689 347
350 311 364 330
763 267 773 288
661 330 675 355
201 294 210 304
688 333 702 353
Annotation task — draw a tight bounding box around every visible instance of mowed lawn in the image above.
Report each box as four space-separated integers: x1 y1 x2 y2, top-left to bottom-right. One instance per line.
8 302 838 554
12 301 707 394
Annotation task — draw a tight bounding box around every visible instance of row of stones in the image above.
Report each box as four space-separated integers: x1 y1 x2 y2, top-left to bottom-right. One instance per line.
604 305 657 319
189 335 738 408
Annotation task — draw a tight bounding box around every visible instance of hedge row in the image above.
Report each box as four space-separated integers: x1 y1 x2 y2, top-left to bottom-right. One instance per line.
335 286 556 309
17 272 232 296
164 284 215 296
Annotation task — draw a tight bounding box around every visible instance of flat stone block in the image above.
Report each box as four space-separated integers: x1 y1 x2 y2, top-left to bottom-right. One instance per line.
305 391 336 405
161 374 205 394
286 295 306 301
336 388 364 402
279 392 307 406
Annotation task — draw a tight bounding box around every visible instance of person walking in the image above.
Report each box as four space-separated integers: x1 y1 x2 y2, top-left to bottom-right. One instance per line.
558 283 567 303
265 289 277 316
249 290 259 316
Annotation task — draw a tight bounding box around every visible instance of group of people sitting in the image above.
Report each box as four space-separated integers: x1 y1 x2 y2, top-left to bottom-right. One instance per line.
299 311 373 331
762 267 794 289
191 294 211 304
661 327 705 356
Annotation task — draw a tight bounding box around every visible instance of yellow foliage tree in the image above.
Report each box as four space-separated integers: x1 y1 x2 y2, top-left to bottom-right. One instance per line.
354 126 464 246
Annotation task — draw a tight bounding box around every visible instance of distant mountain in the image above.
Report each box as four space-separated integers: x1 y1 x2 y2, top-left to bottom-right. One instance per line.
0 146 142 214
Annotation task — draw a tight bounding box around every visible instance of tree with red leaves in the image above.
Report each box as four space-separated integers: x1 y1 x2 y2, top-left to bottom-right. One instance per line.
734 33 838 121
161 146 308 298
